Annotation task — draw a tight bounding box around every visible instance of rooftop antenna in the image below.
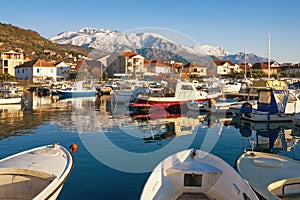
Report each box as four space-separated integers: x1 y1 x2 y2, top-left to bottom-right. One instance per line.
268 33 271 78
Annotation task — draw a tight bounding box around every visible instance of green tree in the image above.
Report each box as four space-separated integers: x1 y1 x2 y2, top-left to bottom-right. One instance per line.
0 74 15 81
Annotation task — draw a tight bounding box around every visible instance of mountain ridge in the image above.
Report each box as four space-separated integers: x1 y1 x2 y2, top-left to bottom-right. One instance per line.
50 27 270 64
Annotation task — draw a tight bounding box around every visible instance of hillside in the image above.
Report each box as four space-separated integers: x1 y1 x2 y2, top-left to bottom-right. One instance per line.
0 23 89 60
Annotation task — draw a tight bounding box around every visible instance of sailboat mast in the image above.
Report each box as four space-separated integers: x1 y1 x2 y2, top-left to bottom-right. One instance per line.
268 33 271 78
244 45 246 78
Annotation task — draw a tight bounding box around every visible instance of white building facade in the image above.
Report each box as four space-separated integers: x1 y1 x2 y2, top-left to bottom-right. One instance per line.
0 50 24 76
15 59 57 83
56 61 71 81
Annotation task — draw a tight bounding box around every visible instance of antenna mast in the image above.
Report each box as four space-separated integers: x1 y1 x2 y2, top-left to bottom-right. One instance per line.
244 45 246 78
268 33 271 78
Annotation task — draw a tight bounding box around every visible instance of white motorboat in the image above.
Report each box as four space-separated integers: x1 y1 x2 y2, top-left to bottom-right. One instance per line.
0 81 23 105
57 81 96 99
0 96 22 105
240 89 294 122
237 151 300 200
0 144 74 200
222 81 242 93
140 149 258 200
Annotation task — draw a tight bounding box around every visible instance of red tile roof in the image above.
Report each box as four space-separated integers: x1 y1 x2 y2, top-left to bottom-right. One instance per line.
213 60 235 66
15 59 56 68
117 51 137 57
252 62 277 69
144 60 169 68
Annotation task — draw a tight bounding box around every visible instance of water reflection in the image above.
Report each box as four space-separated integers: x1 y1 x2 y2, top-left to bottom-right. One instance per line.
233 119 299 153
1 92 300 157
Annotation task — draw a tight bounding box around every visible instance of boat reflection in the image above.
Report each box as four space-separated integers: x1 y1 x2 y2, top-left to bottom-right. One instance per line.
236 121 299 153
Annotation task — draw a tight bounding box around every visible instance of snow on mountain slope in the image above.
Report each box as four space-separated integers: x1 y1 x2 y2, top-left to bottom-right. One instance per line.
50 27 229 57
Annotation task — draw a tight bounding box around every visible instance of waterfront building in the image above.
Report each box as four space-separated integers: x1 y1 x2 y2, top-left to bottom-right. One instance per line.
15 59 57 83
144 59 170 74
183 62 207 78
106 52 144 78
213 60 240 77
252 61 280 77
0 50 24 76
56 61 71 81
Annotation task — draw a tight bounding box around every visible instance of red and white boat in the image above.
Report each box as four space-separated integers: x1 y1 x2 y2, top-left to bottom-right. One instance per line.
131 81 207 109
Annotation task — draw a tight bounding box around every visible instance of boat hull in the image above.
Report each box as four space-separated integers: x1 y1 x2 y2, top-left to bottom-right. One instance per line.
0 97 21 105
0 144 74 200
135 96 206 109
140 149 258 200
58 90 96 98
237 151 300 200
242 112 293 122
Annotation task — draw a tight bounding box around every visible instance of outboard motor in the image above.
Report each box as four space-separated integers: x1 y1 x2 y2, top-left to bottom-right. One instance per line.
238 102 252 116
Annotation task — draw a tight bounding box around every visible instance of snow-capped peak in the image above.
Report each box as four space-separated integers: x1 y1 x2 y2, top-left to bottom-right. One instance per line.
50 27 230 57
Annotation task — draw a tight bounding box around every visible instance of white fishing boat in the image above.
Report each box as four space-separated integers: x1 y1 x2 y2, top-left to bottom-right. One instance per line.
237 151 300 200
134 81 207 109
0 144 74 200
140 149 258 200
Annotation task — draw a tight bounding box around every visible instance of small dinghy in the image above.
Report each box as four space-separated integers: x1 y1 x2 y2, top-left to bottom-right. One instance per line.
236 151 300 200
140 149 258 200
0 144 74 200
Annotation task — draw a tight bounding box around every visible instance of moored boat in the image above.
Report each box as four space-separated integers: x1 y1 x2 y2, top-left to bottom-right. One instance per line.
133 81 207 110
222 81 242 93
57 81 96 99
140 149 258 200
0 81 23 105
236 151 300 200
0 143 74 200
240 88 294 122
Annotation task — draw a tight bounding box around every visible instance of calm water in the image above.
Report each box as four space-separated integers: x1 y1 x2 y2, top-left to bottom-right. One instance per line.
1 92 300 200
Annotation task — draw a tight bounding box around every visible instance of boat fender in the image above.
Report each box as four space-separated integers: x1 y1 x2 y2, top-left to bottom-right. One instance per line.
223 120 230 127
69 143 78 153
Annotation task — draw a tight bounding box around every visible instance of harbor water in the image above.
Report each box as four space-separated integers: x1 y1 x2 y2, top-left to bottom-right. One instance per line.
1 92 300 199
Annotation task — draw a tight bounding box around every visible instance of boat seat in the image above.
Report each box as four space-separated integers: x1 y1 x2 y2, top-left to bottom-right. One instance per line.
177 192 212 200
0 168 55 200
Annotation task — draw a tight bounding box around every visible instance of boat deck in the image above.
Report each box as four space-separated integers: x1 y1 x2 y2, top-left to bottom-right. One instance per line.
177 192 211 200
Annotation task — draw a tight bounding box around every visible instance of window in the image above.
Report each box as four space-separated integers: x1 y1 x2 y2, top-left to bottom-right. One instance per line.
181 85 193 90
4 60 8 66
22 69 24 73
37 68 39 73
51 69 53 73
17 69 19 74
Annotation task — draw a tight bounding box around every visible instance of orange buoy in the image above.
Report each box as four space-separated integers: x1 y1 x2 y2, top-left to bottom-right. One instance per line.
69 143 78 153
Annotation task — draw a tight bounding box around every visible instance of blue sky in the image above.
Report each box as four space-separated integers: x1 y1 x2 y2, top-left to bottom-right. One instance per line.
1 0 300 63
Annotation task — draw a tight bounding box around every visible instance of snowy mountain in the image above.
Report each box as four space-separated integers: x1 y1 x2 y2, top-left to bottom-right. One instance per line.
50 27 269 63
222 52 269 64
50 27 229 57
